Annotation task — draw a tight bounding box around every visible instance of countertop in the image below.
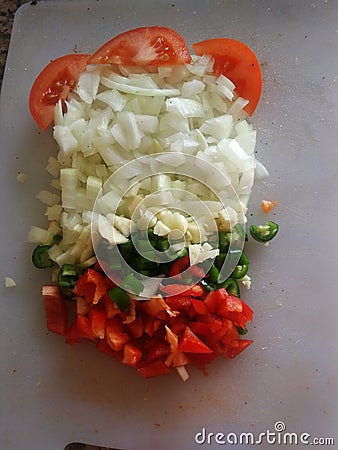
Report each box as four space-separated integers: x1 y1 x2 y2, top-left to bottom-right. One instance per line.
0 0 32 90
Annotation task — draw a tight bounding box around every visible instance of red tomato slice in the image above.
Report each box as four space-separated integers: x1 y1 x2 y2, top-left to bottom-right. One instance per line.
192 38 262 115
29 54 90 131
88 26 191 66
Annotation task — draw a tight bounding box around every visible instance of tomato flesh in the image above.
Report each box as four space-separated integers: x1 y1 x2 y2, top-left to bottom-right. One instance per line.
29 54 90 131
192 38 262 115
88 26 191 66
43 289 68 336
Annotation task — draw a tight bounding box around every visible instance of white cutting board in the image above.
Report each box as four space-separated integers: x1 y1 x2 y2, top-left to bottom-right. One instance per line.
1 1 337 449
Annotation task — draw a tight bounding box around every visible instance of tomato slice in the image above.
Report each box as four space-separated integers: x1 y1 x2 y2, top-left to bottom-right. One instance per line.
29 54 90 131
192 38 262 115
88 26 191 66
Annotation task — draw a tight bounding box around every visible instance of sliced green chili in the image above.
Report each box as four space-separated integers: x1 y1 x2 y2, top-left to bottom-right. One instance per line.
121 273 144 295
108 287 130 312
52 234 62 245
250 221 279 243
237 326 248 335
231 252 250 279
207 265 219 283
32 245 54 269
217 277 240 297
57 264 78 288
200 279 215 292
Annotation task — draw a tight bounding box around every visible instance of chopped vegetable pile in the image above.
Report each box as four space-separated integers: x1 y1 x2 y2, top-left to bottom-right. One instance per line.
28 27 278 381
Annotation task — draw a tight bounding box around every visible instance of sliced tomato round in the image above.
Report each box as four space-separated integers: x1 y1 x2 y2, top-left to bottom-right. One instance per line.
88 26 191 66
192 38 262 115
29 54 90 131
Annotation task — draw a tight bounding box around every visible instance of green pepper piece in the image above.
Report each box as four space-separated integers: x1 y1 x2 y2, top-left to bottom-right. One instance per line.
32 245 54 269
217 277 240 297
108 287 130 312
57 264 78 288
200 279 215 292
121 273 144 295
218 231 230 253
237 326 248 335
52 234 62 245
207 265 219 283
231 252 250 279
250 221 279 243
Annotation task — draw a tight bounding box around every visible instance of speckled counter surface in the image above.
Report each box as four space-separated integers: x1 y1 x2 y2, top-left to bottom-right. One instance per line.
0 0 32 90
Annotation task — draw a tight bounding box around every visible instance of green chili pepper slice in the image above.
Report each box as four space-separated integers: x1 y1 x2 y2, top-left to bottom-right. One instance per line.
207 265 219 283
237 326 248 335
121 273 144 295
32 245 54 269
231 252 250 279
57 264 78 288
108 287 130 312
217 277 240 297
250 221 279 243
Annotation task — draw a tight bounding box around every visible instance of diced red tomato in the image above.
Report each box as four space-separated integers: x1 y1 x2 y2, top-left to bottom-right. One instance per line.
137 360 170 378
262 199 277 214
42 286 68 336
102 293 120 318
106 317 129 351
88 307 106 339
126 316 144 339
222 339 253 359
146 340 170 363
192 38 262 115
204 290 223 313
188 321 212 337
29 54 90 131
241 300 254 322
168 255 205 279
65 314 97 344
191 298 209 315
122 343 142 367
165 295 192 310
73 269 109 304
179 326 213 354
88 26 191 66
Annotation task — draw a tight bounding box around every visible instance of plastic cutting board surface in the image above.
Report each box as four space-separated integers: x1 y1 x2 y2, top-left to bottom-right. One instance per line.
1 1 337 449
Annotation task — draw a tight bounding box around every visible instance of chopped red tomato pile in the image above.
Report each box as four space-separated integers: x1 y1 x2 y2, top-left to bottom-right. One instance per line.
42 266 253 379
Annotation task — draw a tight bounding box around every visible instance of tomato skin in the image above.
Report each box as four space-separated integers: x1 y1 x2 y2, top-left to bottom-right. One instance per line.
179 326 213 354
65 314 97 344
88 26 191 66
122 343 142 367
29 54 90 131
88 307 107 339
73 268 109 304
137 360 170 378
106 317 129 351
43 288 68 336
192 38 262 115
